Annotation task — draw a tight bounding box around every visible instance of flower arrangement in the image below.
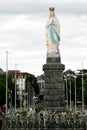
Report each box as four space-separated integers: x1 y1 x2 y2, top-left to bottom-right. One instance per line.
1 109 86 129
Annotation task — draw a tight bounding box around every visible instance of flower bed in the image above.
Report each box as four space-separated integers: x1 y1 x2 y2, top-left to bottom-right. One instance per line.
1 109 87 129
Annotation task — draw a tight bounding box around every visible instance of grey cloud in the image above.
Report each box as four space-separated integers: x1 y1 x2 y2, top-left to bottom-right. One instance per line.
58 2 87 15
0 2 87 15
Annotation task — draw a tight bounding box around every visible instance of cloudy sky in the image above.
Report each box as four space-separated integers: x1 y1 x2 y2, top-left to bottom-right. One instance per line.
0 0 87 76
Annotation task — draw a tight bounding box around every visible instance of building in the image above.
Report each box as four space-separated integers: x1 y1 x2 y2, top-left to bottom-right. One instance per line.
8 70 32 91
0 68 4 74
8 70 34 106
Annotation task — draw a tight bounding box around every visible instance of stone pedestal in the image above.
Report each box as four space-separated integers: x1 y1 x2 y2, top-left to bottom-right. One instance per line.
43 57 66 112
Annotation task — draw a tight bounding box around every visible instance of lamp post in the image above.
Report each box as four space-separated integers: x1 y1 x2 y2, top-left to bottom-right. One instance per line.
69 75 72 111
82 68 84 112
15 64 17 111
27 92 28 110
77 66 85 112
20 87 22 111
11 90 12 107
27 82 30 110
64 76 69 111
65 78 68 111
6 51 8 113
74 75 77 112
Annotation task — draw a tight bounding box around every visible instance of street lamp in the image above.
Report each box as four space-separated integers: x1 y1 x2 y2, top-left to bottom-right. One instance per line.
77 67 85 112
27 82 30 110
80 63 84 112
6 51 8 113
20 88 22 110
15 64 17 111
82 69 84 112
74 75 77 112
78 67 86 111
69 75 72 111
65 78 68 111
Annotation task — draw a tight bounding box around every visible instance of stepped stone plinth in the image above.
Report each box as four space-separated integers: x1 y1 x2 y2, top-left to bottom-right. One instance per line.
43 57 66 112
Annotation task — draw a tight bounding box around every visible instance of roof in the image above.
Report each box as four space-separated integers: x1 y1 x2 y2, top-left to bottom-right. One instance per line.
8 70 33 77
0 68 4 73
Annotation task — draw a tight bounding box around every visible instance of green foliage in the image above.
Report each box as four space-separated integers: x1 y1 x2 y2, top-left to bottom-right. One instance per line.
63 69 75 104
35 105 43 113
0 73 6 105
25 75 39 95
64 69 87 106
0 73 15 106
83 74 87 104
21 110 27 117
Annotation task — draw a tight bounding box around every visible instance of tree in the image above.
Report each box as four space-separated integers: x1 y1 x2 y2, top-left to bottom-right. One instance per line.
8 74 15 106
25 75 39 106
0 73 15 106
64 69 87 107
0 73 6 106
25 75 39 95
76 69 87 105
63 69 75 106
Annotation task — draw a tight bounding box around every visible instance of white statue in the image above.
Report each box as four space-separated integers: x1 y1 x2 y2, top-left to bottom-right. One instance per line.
45 7 60 57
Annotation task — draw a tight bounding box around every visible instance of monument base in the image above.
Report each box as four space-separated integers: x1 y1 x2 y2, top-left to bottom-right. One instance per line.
43 57 66 112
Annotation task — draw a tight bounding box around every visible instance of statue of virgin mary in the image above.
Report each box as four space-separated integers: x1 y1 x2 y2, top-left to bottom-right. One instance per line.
45 7 60 57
